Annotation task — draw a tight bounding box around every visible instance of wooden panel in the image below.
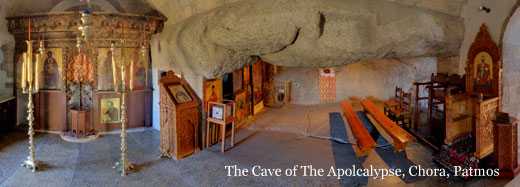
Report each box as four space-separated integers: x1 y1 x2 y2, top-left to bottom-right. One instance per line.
494 117 520 178
127 90 152 128
35 90 67 132
340 100 376 156
0 97 16 132
361 99 413 151
444 94 473 144
474 97 499 159
176 108 199 158
159 71 201 159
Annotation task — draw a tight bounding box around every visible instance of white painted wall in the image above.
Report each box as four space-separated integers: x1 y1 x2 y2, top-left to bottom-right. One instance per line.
503 6 520 119
273 58 437 105
459 0 518 74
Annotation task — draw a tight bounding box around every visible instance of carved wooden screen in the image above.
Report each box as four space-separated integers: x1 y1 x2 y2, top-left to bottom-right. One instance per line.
319 68 336 103
474 97 499 159
444 94 473 144
466 24 501 98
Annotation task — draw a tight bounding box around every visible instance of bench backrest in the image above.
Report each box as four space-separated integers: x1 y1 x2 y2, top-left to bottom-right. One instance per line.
361 99 413 144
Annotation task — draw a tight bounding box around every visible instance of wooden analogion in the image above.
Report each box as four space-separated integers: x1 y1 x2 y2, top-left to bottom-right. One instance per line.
159 71 201 159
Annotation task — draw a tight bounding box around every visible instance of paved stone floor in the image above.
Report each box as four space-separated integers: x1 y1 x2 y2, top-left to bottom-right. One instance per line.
0 104 518 186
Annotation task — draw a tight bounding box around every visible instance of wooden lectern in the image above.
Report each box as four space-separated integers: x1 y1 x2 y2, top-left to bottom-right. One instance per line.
159 71 201 159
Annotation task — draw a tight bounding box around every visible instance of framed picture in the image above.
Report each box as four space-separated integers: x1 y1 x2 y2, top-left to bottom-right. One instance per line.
168 84 192 104
203 79 222 112
100 97 121 123
40 48 64 90
211 104 224 120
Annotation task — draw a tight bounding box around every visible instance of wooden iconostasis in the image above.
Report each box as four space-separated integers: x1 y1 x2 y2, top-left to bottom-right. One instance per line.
204 59 277 146
7 13 164 132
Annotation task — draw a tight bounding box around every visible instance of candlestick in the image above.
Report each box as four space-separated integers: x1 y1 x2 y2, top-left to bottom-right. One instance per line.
20 27 42 172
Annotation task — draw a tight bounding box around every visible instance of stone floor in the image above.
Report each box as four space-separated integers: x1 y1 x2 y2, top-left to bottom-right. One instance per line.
0 104 518 186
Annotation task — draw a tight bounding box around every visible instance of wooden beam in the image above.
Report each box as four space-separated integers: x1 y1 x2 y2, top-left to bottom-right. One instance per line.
340 100 376 156
361 99 414 152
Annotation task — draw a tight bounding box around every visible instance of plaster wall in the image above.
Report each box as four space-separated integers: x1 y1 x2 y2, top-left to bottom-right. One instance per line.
459 0 517 74
503 6 520 119
274 58 437 105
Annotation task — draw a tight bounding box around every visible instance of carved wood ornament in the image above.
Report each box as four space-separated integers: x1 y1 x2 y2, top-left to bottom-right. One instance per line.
159 71 201 159
466 24 501 99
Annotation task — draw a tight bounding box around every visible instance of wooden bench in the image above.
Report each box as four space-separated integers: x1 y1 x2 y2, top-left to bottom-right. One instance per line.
340 100 376 156
361 99 414 152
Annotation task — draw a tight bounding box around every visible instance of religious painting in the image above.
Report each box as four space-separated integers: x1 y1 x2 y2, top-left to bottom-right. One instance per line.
168 84 192 104
41 48 63 90
243 65 250 87
234 90 248 124
210 104 224 120
128 48 148 90
100 97 121 124
203 79 222 112
97 48 121 91
473 51 493 94
233 69 243 93
252 60 263 105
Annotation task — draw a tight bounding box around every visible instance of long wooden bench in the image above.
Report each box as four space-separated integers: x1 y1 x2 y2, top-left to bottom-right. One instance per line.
340 100 376 156
361 99 414 152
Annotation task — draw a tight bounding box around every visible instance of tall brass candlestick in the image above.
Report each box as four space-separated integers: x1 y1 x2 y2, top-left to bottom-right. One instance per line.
113 40 134 176
21 39 42 172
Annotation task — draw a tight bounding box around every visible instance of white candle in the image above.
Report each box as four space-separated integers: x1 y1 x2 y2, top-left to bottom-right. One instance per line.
111 50 117 92
34 53 40 91
120 63 126 89
129 60 134 91
21 53 27 90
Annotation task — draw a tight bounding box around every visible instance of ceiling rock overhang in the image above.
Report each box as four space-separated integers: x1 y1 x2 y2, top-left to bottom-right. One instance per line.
158 0 464 78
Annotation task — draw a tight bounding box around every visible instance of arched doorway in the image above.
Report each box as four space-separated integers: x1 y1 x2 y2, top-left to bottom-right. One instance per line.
502 5 520 118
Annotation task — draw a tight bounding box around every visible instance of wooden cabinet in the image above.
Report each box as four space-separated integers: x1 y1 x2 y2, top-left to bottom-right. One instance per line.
159 71 200 160
494 116 519 178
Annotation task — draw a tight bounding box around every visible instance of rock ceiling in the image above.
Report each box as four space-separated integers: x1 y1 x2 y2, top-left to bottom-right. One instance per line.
0 0 466 78
148 0 465 77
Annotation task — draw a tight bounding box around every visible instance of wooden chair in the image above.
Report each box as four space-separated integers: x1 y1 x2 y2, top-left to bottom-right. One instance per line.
384 87 402 116
340 100 376 156
206 101 236 152
362 99 414 152
384 87 412 128
427 73 449 125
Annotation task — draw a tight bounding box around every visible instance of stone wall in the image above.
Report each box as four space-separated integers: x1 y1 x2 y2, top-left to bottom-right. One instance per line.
273 58 437 105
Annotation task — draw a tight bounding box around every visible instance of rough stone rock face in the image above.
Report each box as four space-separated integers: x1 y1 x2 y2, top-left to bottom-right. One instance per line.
274 58 437 105
0 0 15 99
159 0 464 78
